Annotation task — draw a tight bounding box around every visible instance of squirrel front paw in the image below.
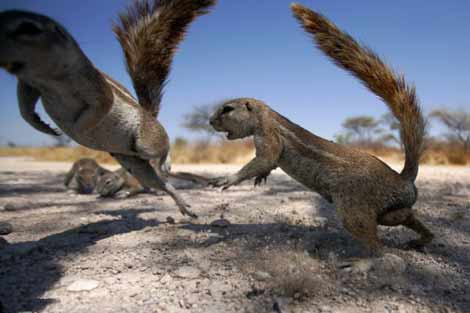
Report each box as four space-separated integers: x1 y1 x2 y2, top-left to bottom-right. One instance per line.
114 190 131 199
208 175 238 190
254 172 270 186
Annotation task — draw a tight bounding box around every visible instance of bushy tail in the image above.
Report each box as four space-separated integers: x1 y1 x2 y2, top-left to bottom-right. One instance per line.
114 0 216 117
291 3 425 181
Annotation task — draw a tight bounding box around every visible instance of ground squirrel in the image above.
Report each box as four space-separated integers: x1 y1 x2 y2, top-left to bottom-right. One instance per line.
97 166 209 198
97 167 149 198
209 3 433 250
0 0 216 218
64 158 111 194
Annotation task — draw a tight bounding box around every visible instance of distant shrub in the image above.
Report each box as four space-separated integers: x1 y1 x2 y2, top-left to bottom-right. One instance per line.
170 138 254 164
0 146 116 164
1 138 468 166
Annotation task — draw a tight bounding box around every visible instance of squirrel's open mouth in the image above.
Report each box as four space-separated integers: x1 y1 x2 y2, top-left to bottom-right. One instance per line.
0 61 24 74
225 131 233 139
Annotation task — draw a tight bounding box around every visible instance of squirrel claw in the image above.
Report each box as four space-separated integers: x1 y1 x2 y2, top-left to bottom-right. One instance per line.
337 258 374 275
254 175 268 186
51 128 62 136
115 190 131 199
254 170 273 186
178 203 198 219
209 176 236 190
208 177 226 188
182 209 198 219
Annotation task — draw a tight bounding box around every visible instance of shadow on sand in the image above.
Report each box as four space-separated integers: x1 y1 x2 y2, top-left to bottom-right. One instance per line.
1 170 468 312
0 208 160 313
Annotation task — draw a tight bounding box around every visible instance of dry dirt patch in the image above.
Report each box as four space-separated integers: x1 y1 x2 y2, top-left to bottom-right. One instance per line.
0 157 469 313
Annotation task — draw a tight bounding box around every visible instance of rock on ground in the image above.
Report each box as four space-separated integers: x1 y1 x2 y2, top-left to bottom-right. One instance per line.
67 279 100 292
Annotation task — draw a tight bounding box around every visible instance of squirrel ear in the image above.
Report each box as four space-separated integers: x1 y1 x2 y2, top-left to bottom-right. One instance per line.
245 102 253 112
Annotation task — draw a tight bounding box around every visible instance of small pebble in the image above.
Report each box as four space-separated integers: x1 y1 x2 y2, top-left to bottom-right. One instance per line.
253 271 271 281
174 266 201 279
3 204 16 212
0 222 13 235
66 279 100 292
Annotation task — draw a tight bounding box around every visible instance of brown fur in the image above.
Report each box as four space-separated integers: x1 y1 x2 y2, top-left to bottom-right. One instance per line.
209 5 433 251
108 0 216 217
113 0 216 117
99 71 140 109
290 3 425 181
64 158 110 194
96 167 210 198
0 1 216 218
97 167 147 198
167 172 211 186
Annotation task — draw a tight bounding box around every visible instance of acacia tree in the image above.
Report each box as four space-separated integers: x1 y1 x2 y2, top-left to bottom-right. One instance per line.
380 112 402 147
430 108 470 151
340 116 383 146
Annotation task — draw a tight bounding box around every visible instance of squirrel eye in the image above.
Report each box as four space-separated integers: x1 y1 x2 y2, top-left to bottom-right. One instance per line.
13 22 43 36
221 106 234 114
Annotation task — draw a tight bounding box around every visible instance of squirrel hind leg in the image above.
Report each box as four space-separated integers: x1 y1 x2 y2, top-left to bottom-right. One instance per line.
378 207 413 226
403 214 434 249
111 153 197 218
340 208 383 254
378 208 434 249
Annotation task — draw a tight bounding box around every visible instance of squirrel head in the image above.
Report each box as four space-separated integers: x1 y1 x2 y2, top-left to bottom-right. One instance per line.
76 166 101 195
210 98 267 140
0 10 82 81
97 171 126 197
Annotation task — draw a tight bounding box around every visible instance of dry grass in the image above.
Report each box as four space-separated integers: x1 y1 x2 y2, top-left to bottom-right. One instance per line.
0 140 254 165
361 145 470 166
1 140 468 166
170 139 254 164
0 146 117 164
421 145 470 166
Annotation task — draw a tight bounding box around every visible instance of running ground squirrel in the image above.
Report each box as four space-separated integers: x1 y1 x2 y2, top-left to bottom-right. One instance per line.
209 3 433 250
0 0 216 217
64 158 111 194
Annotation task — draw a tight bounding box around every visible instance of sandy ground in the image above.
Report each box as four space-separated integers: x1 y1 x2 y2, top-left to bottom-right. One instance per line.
0 157 469 313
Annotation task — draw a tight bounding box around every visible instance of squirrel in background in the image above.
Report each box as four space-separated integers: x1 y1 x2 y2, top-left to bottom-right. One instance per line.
64 158 111 194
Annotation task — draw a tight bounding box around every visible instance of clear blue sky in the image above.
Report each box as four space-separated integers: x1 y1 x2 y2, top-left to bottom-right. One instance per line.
0 0 469 146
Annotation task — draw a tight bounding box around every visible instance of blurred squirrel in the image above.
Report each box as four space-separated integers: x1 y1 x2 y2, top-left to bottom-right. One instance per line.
97 167 149 198
0 0 216 217
97 166 210 198
64 158 110 194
